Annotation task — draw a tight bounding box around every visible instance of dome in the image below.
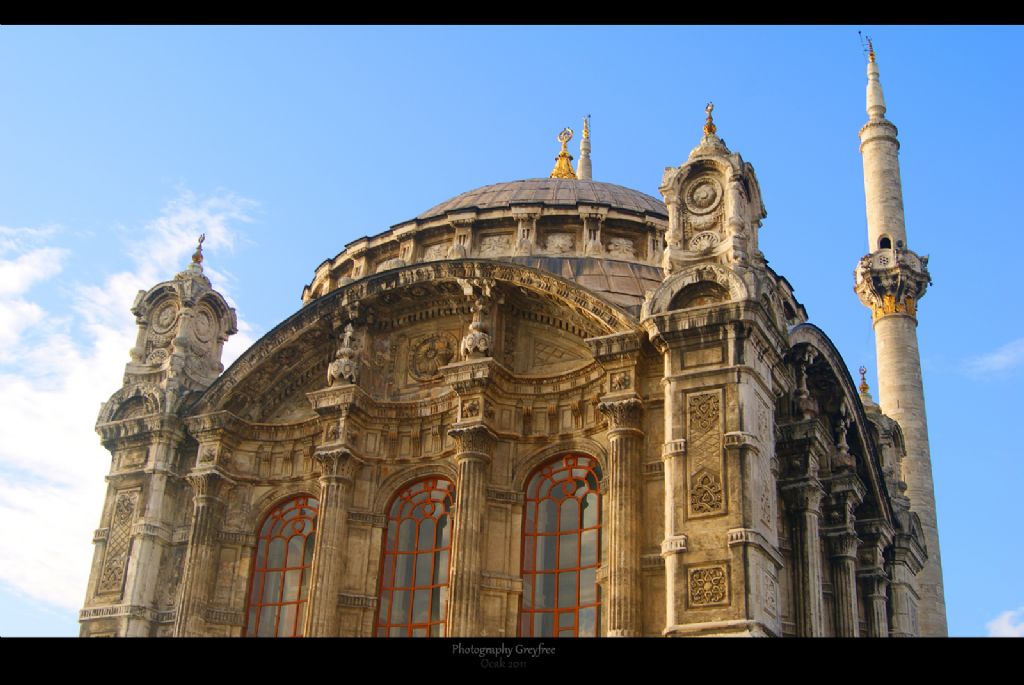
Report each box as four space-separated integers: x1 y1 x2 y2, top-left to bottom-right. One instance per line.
416 178 668 220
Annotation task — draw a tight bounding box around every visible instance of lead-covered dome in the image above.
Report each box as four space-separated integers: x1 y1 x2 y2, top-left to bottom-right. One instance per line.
417 178 667 220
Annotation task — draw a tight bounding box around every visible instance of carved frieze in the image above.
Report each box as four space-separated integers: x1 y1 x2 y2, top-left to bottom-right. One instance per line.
409 333 457 380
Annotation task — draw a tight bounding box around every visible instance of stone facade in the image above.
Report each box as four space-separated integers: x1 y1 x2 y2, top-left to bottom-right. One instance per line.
80 58 944 638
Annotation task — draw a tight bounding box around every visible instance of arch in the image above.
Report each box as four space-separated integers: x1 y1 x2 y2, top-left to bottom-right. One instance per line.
194 260 640 415
642 263 749 318
878 235 892 250
243 495 319 637
374 477 455 637
788 324 893 524
372 462 459 514
520 453 603 637
247 484 320 532
98 384 164 424
513 438 608 492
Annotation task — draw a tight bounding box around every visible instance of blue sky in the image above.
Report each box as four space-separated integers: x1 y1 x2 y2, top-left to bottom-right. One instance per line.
0 25 1020 637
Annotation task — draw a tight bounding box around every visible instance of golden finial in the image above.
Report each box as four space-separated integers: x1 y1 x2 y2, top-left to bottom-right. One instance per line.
858 365 870 394
549 127 577 179
703 102 717 136
866 37 875 63
192 234 206 265
583 115 590 140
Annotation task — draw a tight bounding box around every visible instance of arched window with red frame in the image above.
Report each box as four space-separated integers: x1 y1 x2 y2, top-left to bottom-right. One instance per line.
375 477 455 637
520 454 602 637
244 495 319 637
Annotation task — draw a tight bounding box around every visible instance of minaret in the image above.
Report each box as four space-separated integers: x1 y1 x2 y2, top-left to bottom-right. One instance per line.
853 41 947 636
577 115 593 180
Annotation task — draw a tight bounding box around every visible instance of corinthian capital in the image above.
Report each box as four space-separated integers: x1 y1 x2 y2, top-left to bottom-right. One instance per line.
598 396 643 431
314 447 360 482
448 424 496 460
185 469 231 501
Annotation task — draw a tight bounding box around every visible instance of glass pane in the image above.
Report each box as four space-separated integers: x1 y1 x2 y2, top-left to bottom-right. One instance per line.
391 589 409 624
413 588 430 623
257 607 276 637
389 627 404 637
287 535 304 568
520 613 530 637
581 529 598 567
582 493 598 528
267 538 285 569
537 535 556 571
263 571 282 605
418 518 436 551
434 549 449 581
415 551 433 587
539 500 557 534
283 569 301 602
579 606 596 637
558 572 577 608
536 573 554 608
412 627 427 637
560 498 578 530
527 474 540 499
525 502 535 531
580 568 597 605
523 575 533 607
381 552 395 588
431 586 442 621
438 586 448 616
283 507 298 520
559 628 575 637
533 612 553 637
386 521 398 551
254 540 267 570
434 516 446 548
378 591 390 621
277 603 297 637
249 572 263 603
559 611 575 628
430 622 442 637
247 608 258 636
395 554 414 588
523 537 535 572
585 472 597 491
398 519 416 553
558 533 578 569
304 534 316 565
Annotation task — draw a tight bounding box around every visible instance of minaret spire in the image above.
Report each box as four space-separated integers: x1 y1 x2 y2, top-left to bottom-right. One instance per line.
577 115 592 181
853 43 947 636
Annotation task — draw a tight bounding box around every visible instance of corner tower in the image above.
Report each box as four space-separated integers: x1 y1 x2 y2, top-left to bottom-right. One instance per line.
853 43 947 636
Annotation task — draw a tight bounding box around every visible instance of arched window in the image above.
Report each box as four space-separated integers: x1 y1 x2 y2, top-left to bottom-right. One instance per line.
375 477 455 637
879 235 892 249
244 496 319 637
520 454 602 637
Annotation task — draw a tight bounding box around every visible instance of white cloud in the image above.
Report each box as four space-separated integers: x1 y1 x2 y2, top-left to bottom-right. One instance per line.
987 607 1024 637
0 191 258 616
967 337 1024 375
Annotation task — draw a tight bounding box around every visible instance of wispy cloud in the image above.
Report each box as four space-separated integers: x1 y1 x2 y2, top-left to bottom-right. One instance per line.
987 607 1024 637
0 191 258 615
967 337 1024 375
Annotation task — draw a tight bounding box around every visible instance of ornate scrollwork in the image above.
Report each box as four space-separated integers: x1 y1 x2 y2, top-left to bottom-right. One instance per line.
689 468 723 513
410 332 457 379
461 299 492 360
598 397 643 430
327 323 360 386
689 565 728 606
685 176 722 215
448 424 496 458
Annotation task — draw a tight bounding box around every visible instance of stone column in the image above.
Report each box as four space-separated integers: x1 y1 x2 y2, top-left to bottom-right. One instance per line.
826 531 860 637
889 518 926 637
446 424 495 636
598 395 644 637
857 520 893 638
305 447 359 637
781 482 825 637
173 469 231 636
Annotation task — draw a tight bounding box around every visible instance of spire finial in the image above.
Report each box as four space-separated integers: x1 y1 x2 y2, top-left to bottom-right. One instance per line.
550 127 577 179
858 365 870 394
867 36 876 63
192 234 206 266
703 102 717 136
583 114 590 140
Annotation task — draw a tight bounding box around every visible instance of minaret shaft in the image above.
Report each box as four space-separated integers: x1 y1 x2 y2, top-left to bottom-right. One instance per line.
856 52 947 636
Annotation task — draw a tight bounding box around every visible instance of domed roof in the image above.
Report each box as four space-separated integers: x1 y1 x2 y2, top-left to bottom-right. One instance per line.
416 178 668 221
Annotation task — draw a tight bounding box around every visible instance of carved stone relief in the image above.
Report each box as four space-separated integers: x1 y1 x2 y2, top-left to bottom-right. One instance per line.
409 333 457 380
545 233 574 254
687 392 724 517
689 565 728 606
685 176 723 215
606 237 636 259
478 235 512 257
97 490 140 596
